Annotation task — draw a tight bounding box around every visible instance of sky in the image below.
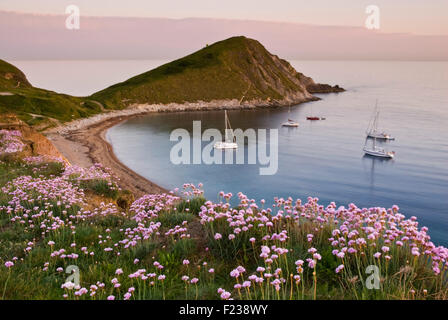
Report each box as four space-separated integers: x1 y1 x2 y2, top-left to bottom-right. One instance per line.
1 0 447 35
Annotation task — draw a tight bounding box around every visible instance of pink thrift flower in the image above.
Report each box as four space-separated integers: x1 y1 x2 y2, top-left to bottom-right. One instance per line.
115 268 123 275
191 278 199 284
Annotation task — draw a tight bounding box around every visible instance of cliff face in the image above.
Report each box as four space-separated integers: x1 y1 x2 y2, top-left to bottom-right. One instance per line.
92 36 344 108
292 69 345 94
0 114 66 160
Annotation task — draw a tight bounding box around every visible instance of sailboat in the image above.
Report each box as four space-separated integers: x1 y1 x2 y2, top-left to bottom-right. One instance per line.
214 110 238 149
282 104 299 127
367 101 395 140
363 136 395 159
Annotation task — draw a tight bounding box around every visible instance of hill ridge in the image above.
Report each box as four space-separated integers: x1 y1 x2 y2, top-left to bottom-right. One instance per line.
91 36 343 108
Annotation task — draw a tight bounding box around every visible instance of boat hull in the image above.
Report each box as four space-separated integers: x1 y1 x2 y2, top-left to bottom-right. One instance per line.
282 122 299 127
367 132 395 140
363 148 395 159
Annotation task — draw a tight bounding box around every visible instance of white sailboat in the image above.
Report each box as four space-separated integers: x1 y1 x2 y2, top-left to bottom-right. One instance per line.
214 110 238 149
282 104 299 127
367 101 395 140
363 137 395 159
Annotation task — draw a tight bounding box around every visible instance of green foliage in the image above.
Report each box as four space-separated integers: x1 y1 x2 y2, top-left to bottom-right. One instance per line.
176 196 206 215
0 59 105 125
80 179 119 199
0 160 63 188
0 59 32 89
156 211 194 229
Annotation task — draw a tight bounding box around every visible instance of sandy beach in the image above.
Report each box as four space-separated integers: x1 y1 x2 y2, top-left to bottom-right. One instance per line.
47 114 168 198
42 99 285 198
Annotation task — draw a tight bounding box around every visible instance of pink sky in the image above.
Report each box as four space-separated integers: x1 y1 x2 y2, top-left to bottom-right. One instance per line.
1 11 447 61
1 0 447 35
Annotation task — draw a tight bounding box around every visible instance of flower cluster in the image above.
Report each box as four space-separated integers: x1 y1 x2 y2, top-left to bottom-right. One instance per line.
0 129 25 154
130 193 180 222
1 152 446 300
63 163 117 183
198 193 448 299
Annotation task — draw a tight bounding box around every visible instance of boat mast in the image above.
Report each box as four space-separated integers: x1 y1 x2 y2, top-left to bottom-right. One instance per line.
373 100 379 133
224 110 228 141
367 99 379 135
224 110 235 142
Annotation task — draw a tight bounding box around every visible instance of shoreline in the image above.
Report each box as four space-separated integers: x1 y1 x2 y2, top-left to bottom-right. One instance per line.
47 113 169 198
44 97 319 198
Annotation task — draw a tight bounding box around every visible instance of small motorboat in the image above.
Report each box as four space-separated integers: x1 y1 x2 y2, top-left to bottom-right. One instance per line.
214 110 238 149
282 119 299 127
306 103 324 121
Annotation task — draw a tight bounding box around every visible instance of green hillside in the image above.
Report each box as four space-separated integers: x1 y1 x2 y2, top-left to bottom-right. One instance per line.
92 36 323 108
0 59 103 128
0 59 32 90
1 37 342 127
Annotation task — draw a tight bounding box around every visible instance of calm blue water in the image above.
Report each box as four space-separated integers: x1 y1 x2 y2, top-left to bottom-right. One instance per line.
106 61 448 246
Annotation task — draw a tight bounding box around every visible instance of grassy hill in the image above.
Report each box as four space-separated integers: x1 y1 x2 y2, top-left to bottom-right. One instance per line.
1 37 343 127
92 36 341 108
0 59 103 129
0 59 32 90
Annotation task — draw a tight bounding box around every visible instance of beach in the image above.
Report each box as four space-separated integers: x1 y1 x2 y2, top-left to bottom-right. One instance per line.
46 113 168 198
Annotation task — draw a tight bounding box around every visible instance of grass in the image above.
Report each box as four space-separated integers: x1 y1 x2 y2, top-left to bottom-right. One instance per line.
0 158 64 188
92 36 304 108
79 179 120 200
0 86 104 127
0 59 106 127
